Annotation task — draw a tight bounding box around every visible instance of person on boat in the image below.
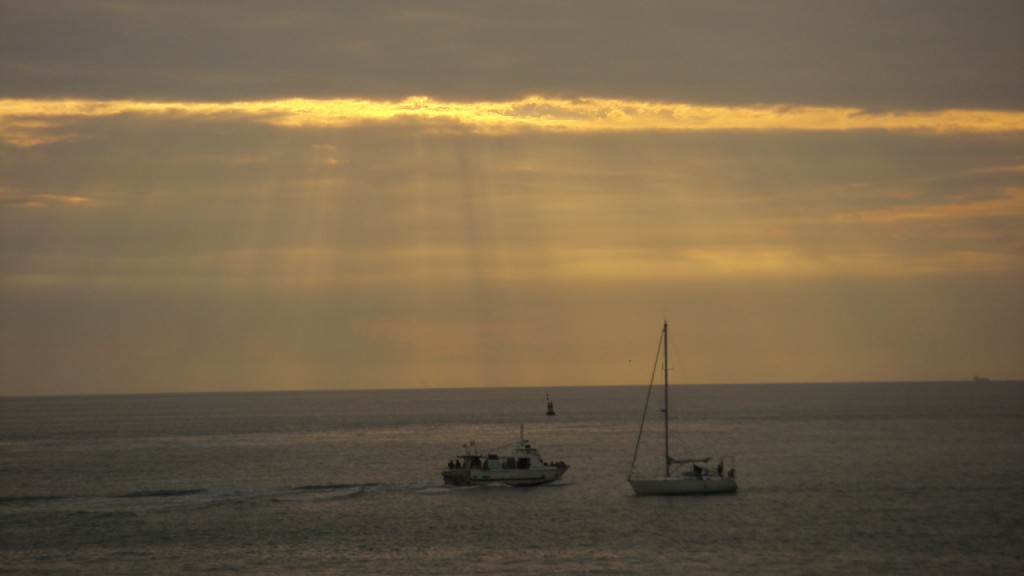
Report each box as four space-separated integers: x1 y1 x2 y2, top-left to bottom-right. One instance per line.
717 461 724 477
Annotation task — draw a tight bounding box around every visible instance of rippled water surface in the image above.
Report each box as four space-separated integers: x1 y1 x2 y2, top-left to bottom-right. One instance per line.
2 382 1021 574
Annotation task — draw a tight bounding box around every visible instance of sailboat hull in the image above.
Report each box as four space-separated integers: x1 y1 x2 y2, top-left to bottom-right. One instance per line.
628 476 737 496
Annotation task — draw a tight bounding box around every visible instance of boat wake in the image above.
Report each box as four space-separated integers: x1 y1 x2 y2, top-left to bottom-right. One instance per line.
1 476 575 514
0 482 440 514
431 479 572 492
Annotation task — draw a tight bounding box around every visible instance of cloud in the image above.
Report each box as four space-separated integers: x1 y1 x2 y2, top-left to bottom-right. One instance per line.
2 96 1023 149
3 1 1022 109
838 187 1024 224
0 188 90 208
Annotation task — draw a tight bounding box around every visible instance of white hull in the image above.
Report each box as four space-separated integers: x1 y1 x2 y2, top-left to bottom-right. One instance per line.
443 466 567 487
628 476 737 496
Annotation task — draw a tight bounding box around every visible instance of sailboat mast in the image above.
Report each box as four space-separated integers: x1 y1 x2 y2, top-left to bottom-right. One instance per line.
663 321 670 477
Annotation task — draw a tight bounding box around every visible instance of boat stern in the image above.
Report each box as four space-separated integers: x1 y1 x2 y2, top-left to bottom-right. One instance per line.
442 468 472 486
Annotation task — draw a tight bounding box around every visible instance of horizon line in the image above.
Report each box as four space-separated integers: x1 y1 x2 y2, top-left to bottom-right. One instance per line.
2 379 1019 399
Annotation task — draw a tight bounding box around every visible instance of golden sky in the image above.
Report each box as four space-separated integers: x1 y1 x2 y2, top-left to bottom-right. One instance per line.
4 96 1024 141
2 2 1022 394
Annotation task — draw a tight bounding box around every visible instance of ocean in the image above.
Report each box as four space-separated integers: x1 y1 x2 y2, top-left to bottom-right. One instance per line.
1 382 1021 575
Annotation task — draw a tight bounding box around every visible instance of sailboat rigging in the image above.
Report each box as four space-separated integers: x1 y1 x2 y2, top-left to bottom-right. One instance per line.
627 321 737 496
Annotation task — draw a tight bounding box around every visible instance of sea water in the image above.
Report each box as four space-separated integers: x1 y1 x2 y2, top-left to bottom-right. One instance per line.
1 382 1021 575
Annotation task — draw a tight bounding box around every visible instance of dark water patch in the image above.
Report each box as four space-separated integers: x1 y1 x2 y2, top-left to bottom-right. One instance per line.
293 482 380 492
73 509 139 518
0 495 67 504
114 488 207 499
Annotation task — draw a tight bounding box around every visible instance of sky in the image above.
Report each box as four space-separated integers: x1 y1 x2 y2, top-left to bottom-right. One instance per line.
1 1 1022 395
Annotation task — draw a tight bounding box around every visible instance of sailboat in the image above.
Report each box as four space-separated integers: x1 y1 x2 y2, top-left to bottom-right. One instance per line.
627 321 737 496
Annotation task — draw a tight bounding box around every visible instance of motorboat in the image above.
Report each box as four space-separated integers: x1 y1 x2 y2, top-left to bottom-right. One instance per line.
443 426 568 487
